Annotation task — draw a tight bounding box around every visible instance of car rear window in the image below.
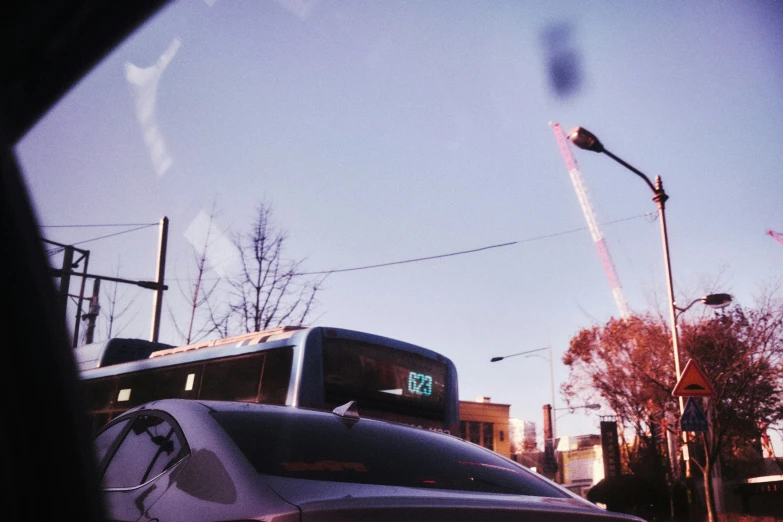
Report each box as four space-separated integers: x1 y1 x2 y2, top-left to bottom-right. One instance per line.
211 409 568 497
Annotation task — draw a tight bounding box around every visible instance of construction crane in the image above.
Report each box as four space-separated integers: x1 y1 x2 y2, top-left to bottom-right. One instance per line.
768 230 783 247
551 122 631 319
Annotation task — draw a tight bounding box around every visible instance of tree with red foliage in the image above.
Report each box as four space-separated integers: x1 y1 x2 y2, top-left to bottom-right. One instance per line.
563 314 677 519
564 296 783 522
680 305 783 520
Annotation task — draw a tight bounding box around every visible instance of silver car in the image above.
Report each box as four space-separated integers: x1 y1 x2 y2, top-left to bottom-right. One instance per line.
94 399 643 521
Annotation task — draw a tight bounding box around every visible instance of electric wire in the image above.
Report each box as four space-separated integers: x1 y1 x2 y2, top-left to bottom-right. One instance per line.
296 212 655 276
42 223 159 256
41 223 157 228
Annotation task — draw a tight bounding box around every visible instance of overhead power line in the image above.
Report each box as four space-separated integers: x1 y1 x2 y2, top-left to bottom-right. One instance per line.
41 222 158 228
42 223 159 254
297 212 655 276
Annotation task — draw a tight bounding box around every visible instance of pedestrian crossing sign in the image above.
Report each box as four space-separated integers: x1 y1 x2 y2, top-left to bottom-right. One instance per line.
680 397 709 432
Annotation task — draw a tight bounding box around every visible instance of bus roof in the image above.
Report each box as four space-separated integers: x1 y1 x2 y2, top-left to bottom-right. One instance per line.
78 325 455 380
149 325 305 358
74 337 173 371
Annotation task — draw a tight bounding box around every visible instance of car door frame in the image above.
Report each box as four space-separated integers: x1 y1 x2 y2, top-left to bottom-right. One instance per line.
96 409 191 522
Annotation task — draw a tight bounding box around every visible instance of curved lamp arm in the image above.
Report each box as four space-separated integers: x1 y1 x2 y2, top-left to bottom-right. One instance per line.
567 127 659 195
674 293 733 320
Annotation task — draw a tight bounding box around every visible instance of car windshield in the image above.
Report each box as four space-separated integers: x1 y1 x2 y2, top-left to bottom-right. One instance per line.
12 1 783 514
211 408 567 497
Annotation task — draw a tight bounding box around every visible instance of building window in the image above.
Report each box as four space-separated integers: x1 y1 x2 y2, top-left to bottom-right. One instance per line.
482 422 494 451
460 421 499 452
469 422 481 445
499 430 504 442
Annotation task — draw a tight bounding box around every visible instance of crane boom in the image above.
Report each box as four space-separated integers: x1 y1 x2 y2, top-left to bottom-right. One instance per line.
768 230 783 247
551 122 630 319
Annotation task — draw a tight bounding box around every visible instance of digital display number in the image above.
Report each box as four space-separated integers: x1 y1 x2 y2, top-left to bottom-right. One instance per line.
407 372 433 396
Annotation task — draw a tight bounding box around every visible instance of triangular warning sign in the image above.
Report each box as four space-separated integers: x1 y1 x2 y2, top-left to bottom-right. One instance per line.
672 359 716 397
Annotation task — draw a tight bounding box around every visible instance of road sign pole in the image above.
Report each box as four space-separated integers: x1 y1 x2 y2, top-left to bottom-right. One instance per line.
672 358 716 484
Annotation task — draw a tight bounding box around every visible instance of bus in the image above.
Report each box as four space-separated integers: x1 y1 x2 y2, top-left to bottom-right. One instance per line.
77 326 459 435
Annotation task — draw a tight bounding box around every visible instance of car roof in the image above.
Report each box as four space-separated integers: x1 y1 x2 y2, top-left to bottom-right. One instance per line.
119 398 440 432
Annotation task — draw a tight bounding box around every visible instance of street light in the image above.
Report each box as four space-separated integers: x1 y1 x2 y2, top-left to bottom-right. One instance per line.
554 403 601 413
554 403 600 421
567 127 733 479
670 292 733 480
491 346 556 438
568 126 682 386
492 347 559 480
675 293 733 319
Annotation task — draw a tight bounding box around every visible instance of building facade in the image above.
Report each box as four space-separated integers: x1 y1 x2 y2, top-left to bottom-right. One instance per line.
458 397 511 458
557 434 605 497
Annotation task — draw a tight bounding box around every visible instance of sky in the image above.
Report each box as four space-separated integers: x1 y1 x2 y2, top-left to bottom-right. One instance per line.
15 0 783 447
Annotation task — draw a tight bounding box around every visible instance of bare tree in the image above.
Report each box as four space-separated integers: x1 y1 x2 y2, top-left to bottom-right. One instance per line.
169 203 224 344
219 202 325 335
101 259 138 339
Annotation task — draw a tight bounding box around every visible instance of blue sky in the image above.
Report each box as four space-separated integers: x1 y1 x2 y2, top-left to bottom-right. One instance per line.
16 0 783 445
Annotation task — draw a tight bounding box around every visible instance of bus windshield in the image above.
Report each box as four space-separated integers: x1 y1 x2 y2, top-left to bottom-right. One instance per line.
323 337 448 420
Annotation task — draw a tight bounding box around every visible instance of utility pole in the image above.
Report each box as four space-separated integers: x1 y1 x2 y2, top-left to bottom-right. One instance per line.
150 216 168 342
548 343 556 441
82 278 100 344
57 246 74 322
543 404 558 481
71 247 90 347
45 219 169 347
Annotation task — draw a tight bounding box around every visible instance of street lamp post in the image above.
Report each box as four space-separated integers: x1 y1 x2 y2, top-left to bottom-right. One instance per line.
568 126 685 388
492 347 559 480
675 294 732 319
567 126 733 479
671 293 733 478
554 403 601 415
491 346 556 438
551 404 601 437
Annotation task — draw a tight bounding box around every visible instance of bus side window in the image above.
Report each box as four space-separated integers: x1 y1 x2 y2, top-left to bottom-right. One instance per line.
155 366 202 400
83 377 118 413
259 347 293 405
199 354 265 402
115 366 203 409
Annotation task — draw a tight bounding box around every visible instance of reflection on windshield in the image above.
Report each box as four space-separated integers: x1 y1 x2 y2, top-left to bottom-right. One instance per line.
125 38 181 177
